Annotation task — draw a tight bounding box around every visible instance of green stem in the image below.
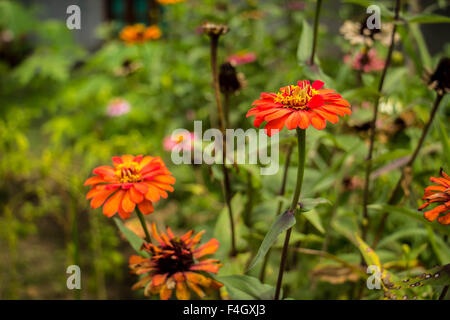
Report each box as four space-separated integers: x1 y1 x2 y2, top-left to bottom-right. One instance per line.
259 142 294 282
209 33 236 256
439 285 449 300
274 128 306 300
310 0 323 66
136 207 152 244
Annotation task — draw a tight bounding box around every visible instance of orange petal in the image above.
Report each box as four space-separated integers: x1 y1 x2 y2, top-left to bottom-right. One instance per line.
90 188 117 209
103 189 125 217
285 111 299 130
122 190 136 213
138 200 154 215
423 205 446 222
297 111 310 129
194 238 220 258
129 186 144 203
84 176 105 186
152 273 168 287
176 281 190 300
437 212 450 225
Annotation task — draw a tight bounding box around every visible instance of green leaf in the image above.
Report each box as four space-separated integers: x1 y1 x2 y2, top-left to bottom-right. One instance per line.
389 264 450 290
299 198 331 212
406 14 450 24
297 20 312 65
217 275 276 300
247 210 296 270
368 204 450 236
113 217 149 257
302 209 325 234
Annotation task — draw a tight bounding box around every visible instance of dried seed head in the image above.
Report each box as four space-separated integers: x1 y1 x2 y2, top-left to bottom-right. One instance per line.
424 57 450 95
219 62 242 94
201 22 229 37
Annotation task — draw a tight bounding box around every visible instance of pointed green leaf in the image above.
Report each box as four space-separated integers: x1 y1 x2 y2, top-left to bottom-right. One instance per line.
389 264 450 290
217 275 277 300
299 198 331 212
114 217 149 257
247 210 296 270
406 14 450 24
297 20 312 65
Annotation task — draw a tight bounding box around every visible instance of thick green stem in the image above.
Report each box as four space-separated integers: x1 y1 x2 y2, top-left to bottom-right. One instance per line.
274 129 306 300
259 142 294 282
136 207 152 244
310 0 323 66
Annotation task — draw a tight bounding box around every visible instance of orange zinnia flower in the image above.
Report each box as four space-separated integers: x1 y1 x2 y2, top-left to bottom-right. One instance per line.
129 223 223 300
247 80 351 136
85 155 175 219
418 169 450 225
119 24 162 44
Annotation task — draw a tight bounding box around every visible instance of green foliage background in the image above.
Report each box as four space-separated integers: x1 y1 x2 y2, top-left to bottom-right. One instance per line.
0 0 449 299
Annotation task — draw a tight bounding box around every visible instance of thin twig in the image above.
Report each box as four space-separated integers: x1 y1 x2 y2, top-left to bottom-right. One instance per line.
361 0 401 241
209 34 237 256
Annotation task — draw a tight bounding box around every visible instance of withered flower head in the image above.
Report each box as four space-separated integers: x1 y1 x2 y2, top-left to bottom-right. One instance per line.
418 169 450 225
129 223 223 300
219 62 243 94
201 22 229 37
340 18 398 47
424 57 450 95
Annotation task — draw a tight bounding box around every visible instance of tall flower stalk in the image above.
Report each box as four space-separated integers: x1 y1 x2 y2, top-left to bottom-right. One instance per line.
310 0 323 66
259 142 294 282
203 23 237 256
247 80 351 299
274 128 306 300
361 0 401 240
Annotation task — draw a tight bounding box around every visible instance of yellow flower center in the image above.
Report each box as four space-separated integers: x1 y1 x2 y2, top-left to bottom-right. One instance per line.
174 134 184 144
274 84 318 109
115 161 142 183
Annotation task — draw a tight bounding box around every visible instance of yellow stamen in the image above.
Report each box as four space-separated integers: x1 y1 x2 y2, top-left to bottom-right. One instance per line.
274 84 318 109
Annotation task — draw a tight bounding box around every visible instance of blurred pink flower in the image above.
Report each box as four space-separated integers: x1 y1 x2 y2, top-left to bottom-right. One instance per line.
106 98 131 117
344 49 385 72
285 1 305 11
227 51 257 66
163 132 196 152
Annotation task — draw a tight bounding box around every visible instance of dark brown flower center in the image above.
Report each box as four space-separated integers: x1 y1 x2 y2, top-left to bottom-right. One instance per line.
155 238 194 275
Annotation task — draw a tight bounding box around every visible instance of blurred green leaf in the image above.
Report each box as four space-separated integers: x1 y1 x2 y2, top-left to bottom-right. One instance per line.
406 14 450 24
113 217 149 258
297 20 312 66
217 274 276 300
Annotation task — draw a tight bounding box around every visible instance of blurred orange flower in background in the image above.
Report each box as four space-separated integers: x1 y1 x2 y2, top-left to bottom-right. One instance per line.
129 223 223 300
119 24 161 44
419 169 450 225
157 0 185 4
85 155 175 219
247 80 351 136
